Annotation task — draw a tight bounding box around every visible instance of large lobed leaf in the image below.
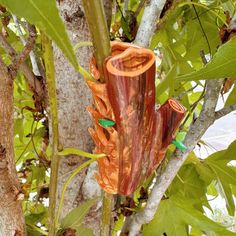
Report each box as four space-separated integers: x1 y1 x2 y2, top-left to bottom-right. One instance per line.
204 140 236 216
143 195 236 236
192 140 236 216
0 0 78 69
178 37 236 81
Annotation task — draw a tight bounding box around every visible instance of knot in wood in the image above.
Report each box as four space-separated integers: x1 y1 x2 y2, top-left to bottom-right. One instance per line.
0 144 6 158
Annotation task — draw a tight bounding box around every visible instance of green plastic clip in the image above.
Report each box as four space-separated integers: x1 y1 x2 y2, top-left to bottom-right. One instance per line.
172 131 187 150
172 140 188 151
98 119 115 128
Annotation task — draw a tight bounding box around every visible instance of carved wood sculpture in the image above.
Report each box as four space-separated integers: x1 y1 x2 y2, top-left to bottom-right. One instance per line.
87 42 186 195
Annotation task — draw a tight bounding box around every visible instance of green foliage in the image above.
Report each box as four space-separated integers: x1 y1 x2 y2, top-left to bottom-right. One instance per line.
59 199 96 236
143 140 236 235
0 0 78 68
178 37 236 81
143 195 235 236
225 81 236 107
0 0 235 235
205 141 236 216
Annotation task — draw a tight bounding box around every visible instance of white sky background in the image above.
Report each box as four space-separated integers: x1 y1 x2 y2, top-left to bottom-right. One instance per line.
194 94 236 158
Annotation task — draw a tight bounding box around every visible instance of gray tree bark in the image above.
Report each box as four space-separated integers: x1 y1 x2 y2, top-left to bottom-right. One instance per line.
0 61 25 235
53 0 103 234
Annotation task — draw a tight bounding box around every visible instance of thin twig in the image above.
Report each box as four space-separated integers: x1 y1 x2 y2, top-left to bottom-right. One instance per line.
0 31 44 100
215 103 236 120
193 4 212 56
175 83 198 100
115 0 128 27
134 0 147 18
14 24 37 69
0 26 37 74
12 15 41 76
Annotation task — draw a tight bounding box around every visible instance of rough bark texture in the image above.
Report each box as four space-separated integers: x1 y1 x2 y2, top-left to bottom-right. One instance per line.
53 0 102 234
0 62 25 235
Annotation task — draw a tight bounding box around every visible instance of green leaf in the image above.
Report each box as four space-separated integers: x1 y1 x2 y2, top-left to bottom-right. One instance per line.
25 203 47 225
121 16 132 41
206 160 236 185
59 224 94 236
217 180 235 216
190 227 203 236
175 131 187 142
225 82 236 107
143 195 236 236
60 199 96 230
169 164 206 200
14 118 24 143
204 140 236 215
184 18 219 60
206 140 236 162
112 215 124 236
178 37 236 81
195 162 215 185
74 224 94 236
0 0 78 69
156 63 177 97
207 182 218 196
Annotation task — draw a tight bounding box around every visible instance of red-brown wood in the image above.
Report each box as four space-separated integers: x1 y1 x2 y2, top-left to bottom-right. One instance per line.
87 42 186 195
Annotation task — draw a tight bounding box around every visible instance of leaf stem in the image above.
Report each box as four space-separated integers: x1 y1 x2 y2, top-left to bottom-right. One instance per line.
58 147 106 159
81 1 113 235
55 159 94 229
82 0 111 82
100 192 114 236
73 41 96 81
41 33 59 236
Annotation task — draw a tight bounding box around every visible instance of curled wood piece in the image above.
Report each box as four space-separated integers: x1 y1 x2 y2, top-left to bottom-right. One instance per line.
87 41 186 195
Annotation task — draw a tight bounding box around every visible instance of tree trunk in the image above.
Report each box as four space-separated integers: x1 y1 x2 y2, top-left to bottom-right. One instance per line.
53 0 102 234
0 64 25 235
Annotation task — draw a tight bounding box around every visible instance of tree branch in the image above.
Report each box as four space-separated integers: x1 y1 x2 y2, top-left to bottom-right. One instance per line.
0 26 36 72
128 79 223 235
0 55 9 82
0 31 44 100
12 15 41 76
134 0 167 47
134 0 147 18
14 25 37 69
215 103 236 120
